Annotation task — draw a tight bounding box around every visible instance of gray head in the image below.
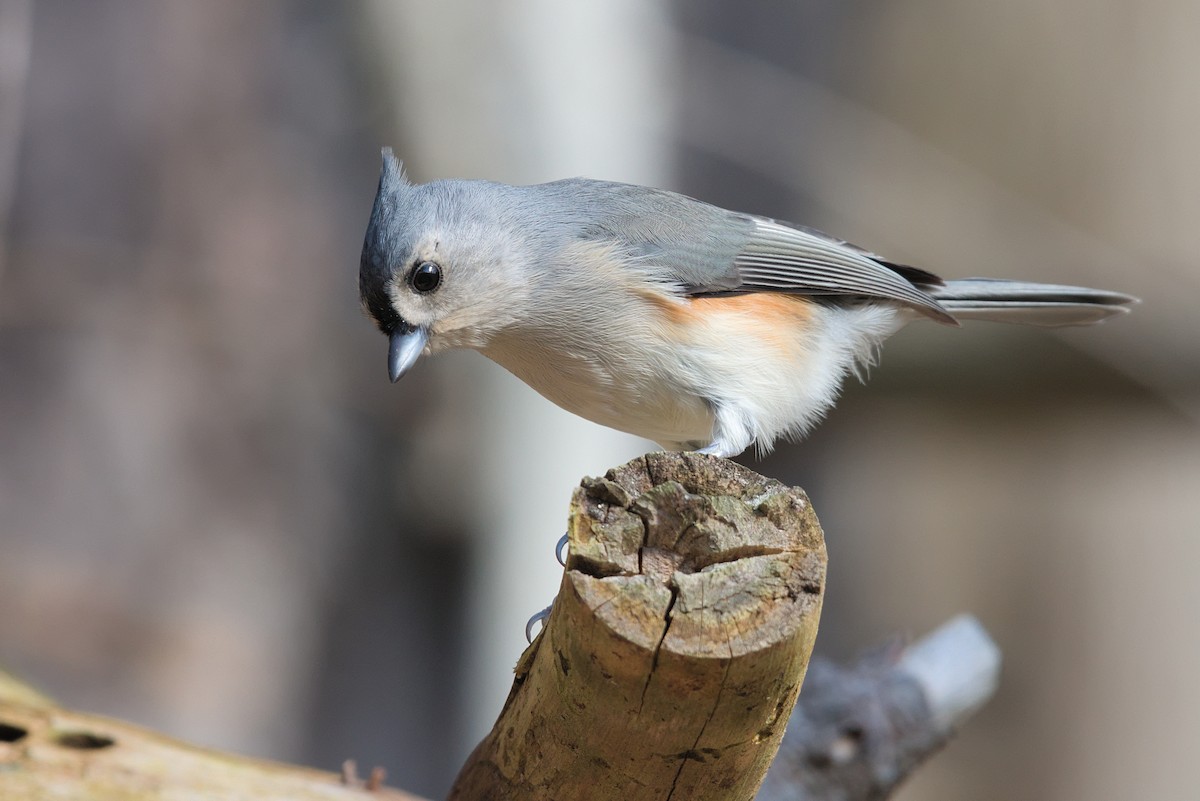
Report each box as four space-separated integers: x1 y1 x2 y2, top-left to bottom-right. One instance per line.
360 149 536 380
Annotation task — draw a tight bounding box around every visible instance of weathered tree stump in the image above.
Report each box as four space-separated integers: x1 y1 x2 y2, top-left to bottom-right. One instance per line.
449 452 827 801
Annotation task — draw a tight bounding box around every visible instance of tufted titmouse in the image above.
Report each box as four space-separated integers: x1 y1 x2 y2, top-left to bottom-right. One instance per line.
359 149 1134 457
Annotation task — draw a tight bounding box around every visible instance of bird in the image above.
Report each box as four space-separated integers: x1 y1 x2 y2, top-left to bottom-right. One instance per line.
359 149 1135 458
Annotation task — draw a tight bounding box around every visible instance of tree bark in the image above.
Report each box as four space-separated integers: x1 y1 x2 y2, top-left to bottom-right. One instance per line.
757 615 1001 800
449 452 827 801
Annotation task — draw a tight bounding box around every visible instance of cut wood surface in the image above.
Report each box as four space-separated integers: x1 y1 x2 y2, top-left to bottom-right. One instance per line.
449 451 827 801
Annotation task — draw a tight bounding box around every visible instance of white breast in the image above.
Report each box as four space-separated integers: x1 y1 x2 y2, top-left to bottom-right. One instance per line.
479 289 905 455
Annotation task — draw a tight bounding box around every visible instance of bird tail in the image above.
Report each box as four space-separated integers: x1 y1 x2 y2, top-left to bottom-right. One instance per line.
928 278 1137 327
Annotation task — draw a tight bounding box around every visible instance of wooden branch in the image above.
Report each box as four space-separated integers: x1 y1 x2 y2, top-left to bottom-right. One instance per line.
757 615 1001 801
0 673 425 801
449 452 827 801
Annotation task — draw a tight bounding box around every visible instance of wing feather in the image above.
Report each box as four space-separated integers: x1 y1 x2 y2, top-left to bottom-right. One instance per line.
717 219 956 324
541 179 955 323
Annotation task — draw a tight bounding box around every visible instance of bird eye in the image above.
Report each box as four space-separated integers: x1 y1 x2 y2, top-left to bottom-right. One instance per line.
410 261 442 294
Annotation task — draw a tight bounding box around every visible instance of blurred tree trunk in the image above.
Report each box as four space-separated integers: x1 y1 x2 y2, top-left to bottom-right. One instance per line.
0 2 459 794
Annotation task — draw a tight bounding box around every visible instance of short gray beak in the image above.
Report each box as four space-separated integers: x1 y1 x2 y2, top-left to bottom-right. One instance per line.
388 324 429 383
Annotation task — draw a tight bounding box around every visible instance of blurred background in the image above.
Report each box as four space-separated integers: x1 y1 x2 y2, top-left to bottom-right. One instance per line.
0 1 1196 798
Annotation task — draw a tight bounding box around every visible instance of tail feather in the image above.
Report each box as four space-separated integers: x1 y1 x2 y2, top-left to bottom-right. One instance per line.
929 278 1137 328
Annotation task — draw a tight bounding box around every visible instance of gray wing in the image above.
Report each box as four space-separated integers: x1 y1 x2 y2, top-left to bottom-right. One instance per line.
543 179 956 324
725 216 956 324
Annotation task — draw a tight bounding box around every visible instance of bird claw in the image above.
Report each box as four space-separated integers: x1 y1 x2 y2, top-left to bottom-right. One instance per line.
525 603 553 643
522 534 568 642
555 532 569 566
